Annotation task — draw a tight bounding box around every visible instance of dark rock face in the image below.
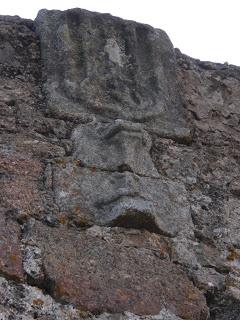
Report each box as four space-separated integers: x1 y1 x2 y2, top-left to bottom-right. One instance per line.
1 7 240 320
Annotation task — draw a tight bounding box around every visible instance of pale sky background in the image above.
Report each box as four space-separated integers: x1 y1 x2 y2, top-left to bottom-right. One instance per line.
0 0 239 66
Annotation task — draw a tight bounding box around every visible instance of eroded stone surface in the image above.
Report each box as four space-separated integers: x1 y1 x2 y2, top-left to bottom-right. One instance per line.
0 150 44 221
0 276 184 320
2 7 240 320
24 222 208 319
0 276 83 320
0 274 184 320
175 51 240 319
0 209 24 281
52 162 192 236
72 120 159 177
35 8 190 141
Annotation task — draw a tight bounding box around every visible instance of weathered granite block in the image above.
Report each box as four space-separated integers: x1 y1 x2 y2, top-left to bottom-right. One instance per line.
52 161 192 236
72 119 159 177
35 8 190 140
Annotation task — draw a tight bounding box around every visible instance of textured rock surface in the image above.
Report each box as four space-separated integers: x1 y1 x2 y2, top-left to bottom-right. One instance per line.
0 276 182 320
52 162 192 235
1 7 240 320
23 222 207 318
72 120 159 177
0 209 24 282
35 8 191 142
0 273 183 320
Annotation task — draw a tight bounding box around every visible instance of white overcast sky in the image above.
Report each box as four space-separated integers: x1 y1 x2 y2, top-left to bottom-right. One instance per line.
1 0 239 66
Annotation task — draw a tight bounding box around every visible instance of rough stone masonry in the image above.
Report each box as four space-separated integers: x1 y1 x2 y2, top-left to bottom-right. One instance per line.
0 8 240 320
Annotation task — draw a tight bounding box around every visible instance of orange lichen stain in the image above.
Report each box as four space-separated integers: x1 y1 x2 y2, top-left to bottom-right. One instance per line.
55 283 70 299
71 189 81 196
73 205 82 214
55 158 69 168
55 158 82 169
115 288 130 301
187 292 200 301
32 299 44 306
9 254 18 263
72 206 90 227
156 238 172 258
77 308 91 318
74 217 90 227
58 213 68 225
17 211 29 223
227 247 240 261
74 159 82 166
62 181 70 188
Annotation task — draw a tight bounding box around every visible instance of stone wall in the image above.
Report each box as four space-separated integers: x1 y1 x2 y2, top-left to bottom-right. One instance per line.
1 8 240 320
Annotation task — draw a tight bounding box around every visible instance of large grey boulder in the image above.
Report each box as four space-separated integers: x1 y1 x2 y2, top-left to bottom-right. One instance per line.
35 8 190 141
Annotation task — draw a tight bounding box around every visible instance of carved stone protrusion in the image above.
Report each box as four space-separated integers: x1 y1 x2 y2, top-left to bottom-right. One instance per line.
52 163 192 237
35 8 190 139
72 119 159 178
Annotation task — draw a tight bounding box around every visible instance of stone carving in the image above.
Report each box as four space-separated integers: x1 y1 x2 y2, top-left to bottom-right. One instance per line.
33 9 194 236
35 8 190 140
3 7 240 319
72 119 159 177
53 162 192 236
